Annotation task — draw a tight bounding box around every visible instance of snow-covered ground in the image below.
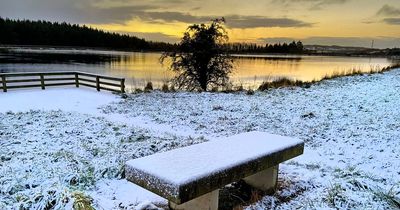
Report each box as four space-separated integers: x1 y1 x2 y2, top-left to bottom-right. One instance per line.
1 69 400 209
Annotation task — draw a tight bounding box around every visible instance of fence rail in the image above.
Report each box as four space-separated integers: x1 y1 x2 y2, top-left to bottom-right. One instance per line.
0 71 125 93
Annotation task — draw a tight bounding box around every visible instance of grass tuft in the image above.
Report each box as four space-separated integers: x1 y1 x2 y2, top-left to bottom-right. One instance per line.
371 184 400 209
72 191 94 210
323 183 346 208
258 77 309 91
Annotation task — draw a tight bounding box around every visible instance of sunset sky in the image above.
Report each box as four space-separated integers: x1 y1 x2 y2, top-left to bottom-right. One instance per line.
1 0 399 48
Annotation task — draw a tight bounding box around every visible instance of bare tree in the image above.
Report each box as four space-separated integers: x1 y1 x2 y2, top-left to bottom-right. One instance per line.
161 18 233 91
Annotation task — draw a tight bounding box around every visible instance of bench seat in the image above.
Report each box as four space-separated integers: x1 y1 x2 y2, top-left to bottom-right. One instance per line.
125 131 304 209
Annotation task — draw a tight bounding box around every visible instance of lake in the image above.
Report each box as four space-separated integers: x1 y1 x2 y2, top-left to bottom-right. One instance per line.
0 48 398 89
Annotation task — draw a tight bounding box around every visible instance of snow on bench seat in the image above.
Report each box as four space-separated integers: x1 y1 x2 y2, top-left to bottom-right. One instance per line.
125 131 304 205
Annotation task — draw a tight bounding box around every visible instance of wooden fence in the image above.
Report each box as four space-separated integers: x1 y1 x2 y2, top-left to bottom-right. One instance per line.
0 71 125 93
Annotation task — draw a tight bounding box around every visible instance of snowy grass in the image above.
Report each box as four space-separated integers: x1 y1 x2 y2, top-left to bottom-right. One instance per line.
1 68 400 209
0 110 205 209
103 69 400 209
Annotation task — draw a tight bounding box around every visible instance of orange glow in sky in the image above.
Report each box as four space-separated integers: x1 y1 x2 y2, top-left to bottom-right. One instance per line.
1 0 399 48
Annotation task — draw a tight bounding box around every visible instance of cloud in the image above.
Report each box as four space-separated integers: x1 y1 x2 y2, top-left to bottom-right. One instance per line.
383 18 400 25
309 0 350 10
0 0 159 24
127 32 180 43
80 5 157 24
376 5 400 16
375 5 400 26
141 12 210 24
259 36 400 48
111 10 313 28
271 0 350 10
191 7 202 11
258 37 299 43
224 15 313 28
139 13 313 28
0 0 313 29
361 20 376 24
147 0 187 4
92 0 187 6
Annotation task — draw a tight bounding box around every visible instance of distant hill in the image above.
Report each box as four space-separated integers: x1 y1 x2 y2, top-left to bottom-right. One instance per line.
305 45 400 56
305 44 369 51
305 45 371 53
0 17 175 51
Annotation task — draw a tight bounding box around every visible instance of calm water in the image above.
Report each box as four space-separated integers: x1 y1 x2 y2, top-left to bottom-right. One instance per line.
0 48 398 89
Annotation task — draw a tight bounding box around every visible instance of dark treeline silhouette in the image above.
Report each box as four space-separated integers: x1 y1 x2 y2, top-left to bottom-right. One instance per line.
1 17 313 55
0 17 175 51
225 41 304 54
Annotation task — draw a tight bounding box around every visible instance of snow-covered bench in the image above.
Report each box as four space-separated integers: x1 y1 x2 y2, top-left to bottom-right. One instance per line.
125 131 304 210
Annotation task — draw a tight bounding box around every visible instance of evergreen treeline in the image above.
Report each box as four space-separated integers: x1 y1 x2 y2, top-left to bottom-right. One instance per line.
225 41 304 54
0 17 175 51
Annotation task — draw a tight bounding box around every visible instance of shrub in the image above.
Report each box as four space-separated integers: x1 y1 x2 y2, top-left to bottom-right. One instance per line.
258 77 300 91
144 82 153 92
246 89 255 95
235 84 244 92
161 83 169 92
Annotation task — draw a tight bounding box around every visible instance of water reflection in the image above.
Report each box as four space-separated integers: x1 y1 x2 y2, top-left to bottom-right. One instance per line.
0 49 398 89
0 52 123 64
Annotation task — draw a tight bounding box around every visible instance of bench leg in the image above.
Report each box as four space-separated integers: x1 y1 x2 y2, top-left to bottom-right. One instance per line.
243 165 279 194
169 189 219 210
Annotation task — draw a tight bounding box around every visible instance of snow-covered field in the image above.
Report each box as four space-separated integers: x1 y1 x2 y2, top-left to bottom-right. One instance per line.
1 69 400 209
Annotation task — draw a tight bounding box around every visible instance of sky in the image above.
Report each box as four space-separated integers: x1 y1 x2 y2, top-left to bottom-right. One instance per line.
0 0 399 48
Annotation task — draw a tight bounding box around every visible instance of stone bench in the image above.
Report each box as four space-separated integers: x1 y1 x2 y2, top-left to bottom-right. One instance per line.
125 131 304 210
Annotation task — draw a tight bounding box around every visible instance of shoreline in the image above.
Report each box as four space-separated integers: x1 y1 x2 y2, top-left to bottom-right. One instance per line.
2 45 399 59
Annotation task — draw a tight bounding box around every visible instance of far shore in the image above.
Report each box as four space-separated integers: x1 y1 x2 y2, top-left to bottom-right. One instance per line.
1 44 399 59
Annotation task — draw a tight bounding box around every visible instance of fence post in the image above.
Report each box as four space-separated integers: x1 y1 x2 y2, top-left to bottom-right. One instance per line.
75 73 79 88
96 76 100 91
40 74 45 90
1 75 6 92
121 78 125 93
